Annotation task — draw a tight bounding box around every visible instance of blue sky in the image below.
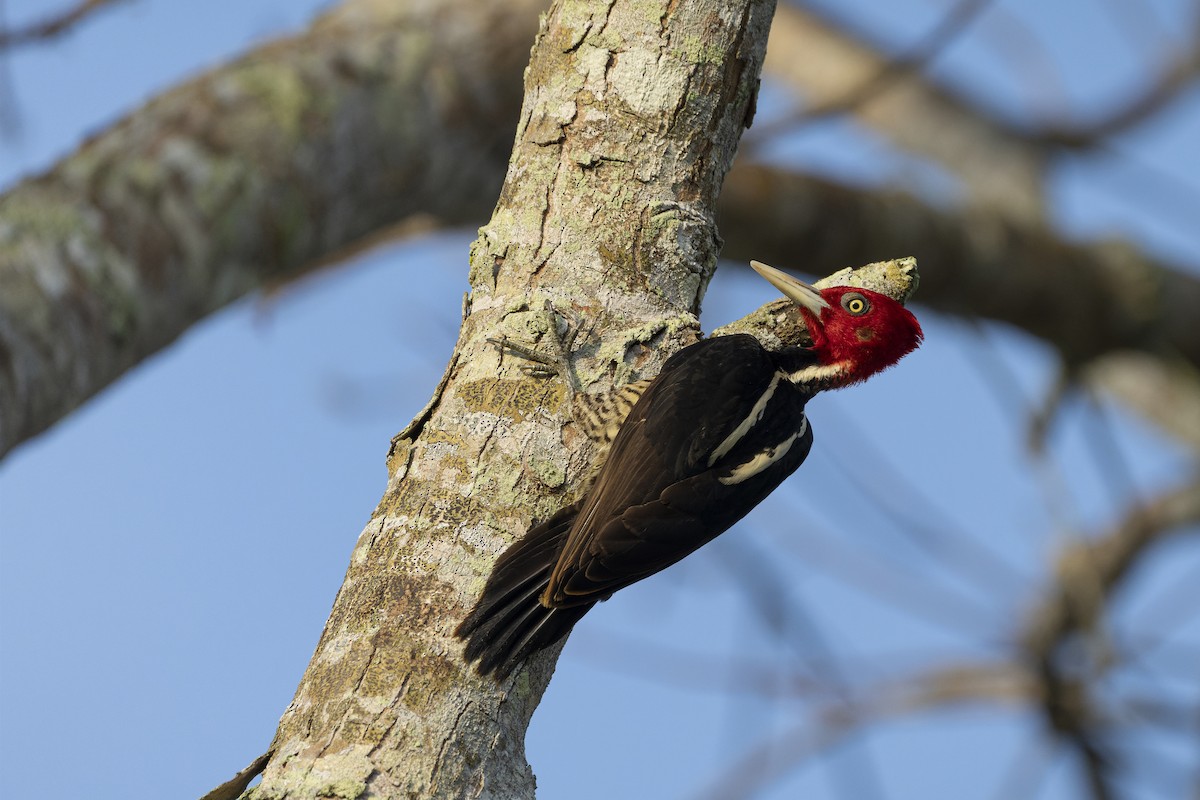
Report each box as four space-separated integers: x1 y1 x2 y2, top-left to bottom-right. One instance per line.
1 1 1197 799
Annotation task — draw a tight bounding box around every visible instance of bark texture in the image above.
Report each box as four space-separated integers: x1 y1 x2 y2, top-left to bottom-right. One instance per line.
0 0 538 457
4 2 1190 798
2 0 1197 458
252 0 780 795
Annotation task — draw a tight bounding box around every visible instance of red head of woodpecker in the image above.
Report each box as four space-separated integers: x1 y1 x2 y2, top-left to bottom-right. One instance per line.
457 260 924 679
750 259 923 390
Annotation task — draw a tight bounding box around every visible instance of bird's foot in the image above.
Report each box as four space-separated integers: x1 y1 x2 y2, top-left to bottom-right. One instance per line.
488 300 582 392
486 335 560 378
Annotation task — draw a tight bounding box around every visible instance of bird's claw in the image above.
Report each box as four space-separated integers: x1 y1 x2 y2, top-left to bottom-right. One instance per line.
542 299 582 356
486 335 558 368
520 364 559 379
488 301 583 394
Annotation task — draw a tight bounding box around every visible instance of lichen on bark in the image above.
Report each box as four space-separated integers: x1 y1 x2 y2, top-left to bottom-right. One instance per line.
254 0 786 796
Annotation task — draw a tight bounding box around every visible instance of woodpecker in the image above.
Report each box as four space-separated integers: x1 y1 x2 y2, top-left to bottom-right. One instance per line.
456 261 923 678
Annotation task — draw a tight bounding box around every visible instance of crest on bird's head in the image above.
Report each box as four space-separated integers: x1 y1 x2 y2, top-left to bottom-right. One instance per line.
750 261 923 387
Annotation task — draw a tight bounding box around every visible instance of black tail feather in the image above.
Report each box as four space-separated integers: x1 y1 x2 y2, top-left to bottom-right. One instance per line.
476 591 591 679
456 502 593 678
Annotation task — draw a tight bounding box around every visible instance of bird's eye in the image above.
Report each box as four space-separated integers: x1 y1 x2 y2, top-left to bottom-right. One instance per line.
842 293 870 315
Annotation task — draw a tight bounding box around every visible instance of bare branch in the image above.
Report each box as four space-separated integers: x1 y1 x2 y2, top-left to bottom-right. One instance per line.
1018 480 1200 799
816 402 1029 593
1082 352 1200 451
1029 14 1200 149
767 509 1010 640
0 0 130 50
198 750 271 800
701 661 1038 799
716 164 1200 448
700 477 1198 799
1022 479 1200 660
0 0 540 458
716 536 891 800
759 2 1200 226
759 3 1046 216
752 0 995 127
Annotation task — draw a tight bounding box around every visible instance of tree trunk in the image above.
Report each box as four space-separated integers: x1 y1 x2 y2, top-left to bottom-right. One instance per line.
251 0 778 795
3 0 1197 459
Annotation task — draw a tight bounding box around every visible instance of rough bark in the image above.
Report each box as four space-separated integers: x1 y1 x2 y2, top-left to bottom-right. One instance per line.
251 0 780 795
2 3 1189 797
3 0 1198 459
0 0 539 458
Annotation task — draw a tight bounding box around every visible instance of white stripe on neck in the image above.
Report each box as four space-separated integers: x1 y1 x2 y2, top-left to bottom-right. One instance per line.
785 360 849 385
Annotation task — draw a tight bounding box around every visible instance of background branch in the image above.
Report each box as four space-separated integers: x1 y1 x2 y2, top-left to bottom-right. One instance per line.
0 0 129 50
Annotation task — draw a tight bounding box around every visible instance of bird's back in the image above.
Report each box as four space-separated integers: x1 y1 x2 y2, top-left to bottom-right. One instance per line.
545 334 814 606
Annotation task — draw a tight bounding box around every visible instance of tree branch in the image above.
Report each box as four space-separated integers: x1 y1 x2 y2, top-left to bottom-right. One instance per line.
1021 478 1200 661
701 660 1038 799
4 0 1196 461
716 164 1200 447
252 0 785 794
756 0 996 128
1016 479 1200 800
757 3 1047 217
1024 12 1200 149
0 0 129 50
0 0 539 458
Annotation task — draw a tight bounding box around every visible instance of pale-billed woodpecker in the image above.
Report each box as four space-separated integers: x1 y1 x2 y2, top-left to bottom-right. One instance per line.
456 261 923 678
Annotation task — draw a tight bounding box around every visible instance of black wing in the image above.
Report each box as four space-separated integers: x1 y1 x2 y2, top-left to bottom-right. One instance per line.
545 334 814 605
456 334 818 677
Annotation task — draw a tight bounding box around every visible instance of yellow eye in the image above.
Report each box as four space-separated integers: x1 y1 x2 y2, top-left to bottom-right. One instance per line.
842 293 869 315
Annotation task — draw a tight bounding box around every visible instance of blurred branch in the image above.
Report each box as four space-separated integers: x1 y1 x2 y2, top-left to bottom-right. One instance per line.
1082 352 1200 451
701 660 1037 799
0 0 129 49
718 164 1200 449
1022 478 1200 660
818 402 1028 592
761 3 1200 215
1025 364 1072 453
4 0 1197 464
1019 479 1200 799
769 508 1007 640
884 661 1037 710
754 0 994 126
1079 386 1140 507
1119 560 1200 660
0 0 538 458
1123 695 1200 734
570 627 826 697
717 537 890 800
719 166 1200 370
704 478 1199 798
760 3 1046 217
970 0 1200 151
1028 16 1200 149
